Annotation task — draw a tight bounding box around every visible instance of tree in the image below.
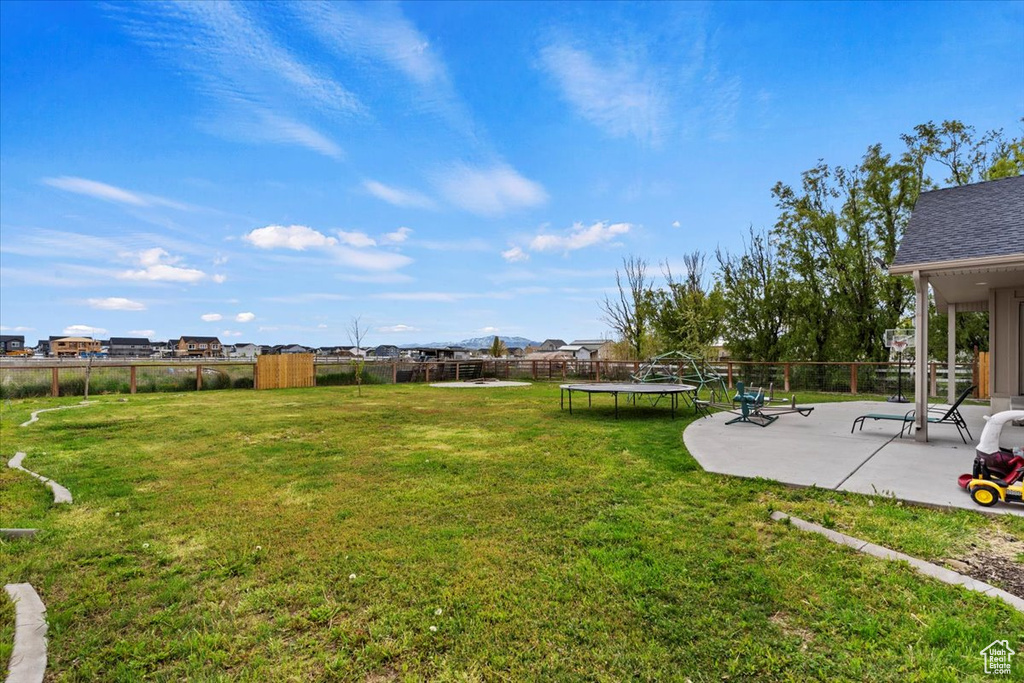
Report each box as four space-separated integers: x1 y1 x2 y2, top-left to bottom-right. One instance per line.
649 252 724 356
901 119 1024 187
716 228 790 362
348 316 367 396
600 256 653 360
488 336 507 358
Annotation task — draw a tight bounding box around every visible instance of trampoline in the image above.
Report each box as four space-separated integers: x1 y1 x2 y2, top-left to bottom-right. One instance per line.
559 382 697 419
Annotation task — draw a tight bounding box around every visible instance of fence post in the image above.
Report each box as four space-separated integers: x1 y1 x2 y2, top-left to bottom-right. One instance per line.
596 361 601 382
929 362 937 397
130 365 137 394
784 363 790 392
561 362 566 380
727 362 733 389
51 367 59 397
196 365 203 390
392 361 398 384
531 361 537 380
455 363 460 381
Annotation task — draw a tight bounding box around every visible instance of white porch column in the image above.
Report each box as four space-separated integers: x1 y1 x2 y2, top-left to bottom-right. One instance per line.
948 302 956 403
914 270 930 442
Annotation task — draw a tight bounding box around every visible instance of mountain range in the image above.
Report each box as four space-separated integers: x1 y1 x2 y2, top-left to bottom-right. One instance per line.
400 336 540 350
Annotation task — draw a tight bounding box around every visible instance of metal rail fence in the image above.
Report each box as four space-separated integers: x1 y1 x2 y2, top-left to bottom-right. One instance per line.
0 357 978 400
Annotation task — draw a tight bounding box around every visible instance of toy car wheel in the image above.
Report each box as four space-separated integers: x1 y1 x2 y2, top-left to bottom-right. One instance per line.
971 486 999 507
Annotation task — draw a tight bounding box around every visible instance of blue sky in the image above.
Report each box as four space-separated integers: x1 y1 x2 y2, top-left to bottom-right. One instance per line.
1 1 1022 346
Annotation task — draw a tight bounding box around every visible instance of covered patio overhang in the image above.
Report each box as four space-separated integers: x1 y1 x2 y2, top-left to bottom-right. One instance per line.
889 254 1024 441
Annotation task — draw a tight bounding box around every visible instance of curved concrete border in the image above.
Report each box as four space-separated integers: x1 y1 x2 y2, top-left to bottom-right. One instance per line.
771 511 1024 613
430 381 531 388
4 583 47 683
20 402 93 428
7 453 72 505
0 529 39 540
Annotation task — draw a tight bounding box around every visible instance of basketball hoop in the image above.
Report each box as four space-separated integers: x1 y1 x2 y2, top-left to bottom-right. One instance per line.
884 328 914 403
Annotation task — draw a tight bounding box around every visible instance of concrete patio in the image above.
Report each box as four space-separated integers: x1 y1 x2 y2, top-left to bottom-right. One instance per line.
683 401 1024 516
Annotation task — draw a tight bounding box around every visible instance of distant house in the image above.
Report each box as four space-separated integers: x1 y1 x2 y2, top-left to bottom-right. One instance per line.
175 336 223 358
52 337 102 357
230 343 260 358
276 344 311 354
34 339 51 356
108 337 153 358
557 344 592 361
507 347 525 358
570 339 615 361
373 344 400 358
0 335 26 354
537 339 566 352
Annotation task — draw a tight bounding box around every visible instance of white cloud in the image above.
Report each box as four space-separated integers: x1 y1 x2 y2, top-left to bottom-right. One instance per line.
201 313 223 322
373 292 462 303
317 323 328 329
501 246 529 263
529 221 632 252
212 274 228 284
479 326 500 334
539 42 669 144
213 255 229 265
381 227 412 244
363 181 435 209
0 325 34 332
63 324 107 337
118 248 209 283
672 220 681 228
377 324 419 333
245 225 338 251
110 2 357 158
221 329 243 338
336 230 377 248
262 293 351 304
235 312 256 323
129 329 155 337
42 176 191 210
244 224 412 272
435 163 547 216
87 297 146 311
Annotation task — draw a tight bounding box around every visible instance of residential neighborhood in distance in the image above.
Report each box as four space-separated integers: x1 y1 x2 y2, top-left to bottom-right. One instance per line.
0 334 620 361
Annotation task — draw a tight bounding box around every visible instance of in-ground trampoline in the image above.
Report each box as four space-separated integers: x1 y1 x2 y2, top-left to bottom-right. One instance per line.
559 382 697 419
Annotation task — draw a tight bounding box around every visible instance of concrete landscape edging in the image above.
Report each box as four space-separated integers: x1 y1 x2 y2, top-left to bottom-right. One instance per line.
7 453 72 505
771 511 1024 613
0 530 39 540
19 402 93 428
3 583 47 683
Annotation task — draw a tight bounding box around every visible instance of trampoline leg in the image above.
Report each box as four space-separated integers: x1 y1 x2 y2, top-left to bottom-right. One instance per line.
560 388 564 410
614 393 618 419
671 393 675 419
588 394 591 407
568 389 573 415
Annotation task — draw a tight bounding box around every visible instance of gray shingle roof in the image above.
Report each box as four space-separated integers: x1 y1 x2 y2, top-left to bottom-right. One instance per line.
892 175 1024 268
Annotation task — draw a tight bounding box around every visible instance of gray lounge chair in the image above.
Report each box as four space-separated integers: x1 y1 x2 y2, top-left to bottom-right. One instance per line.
851 385 976 443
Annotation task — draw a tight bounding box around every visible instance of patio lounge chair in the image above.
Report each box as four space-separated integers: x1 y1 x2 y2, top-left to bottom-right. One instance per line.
850 385 976 443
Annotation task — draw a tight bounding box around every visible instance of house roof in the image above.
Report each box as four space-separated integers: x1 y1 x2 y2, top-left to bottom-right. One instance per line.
179 336 221 343
109 337 152 345
891 175 1024 269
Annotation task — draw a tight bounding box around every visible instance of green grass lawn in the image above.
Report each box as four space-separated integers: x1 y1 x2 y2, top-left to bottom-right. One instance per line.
1 385 1022 681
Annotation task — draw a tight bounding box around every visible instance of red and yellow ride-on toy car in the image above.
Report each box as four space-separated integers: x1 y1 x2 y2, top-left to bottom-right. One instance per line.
959 410 1024 508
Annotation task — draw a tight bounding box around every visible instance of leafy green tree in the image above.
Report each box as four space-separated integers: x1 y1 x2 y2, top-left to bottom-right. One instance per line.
649 252 724 356
715 228 790 362
488 336 507 358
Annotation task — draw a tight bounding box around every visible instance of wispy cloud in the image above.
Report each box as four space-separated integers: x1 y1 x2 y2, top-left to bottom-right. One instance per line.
243 224 412 271
363 181 436 210
221 329 243 338
117 248 218 284
501 246 529 263
528 221 632 252
434 163 548 216
381 227 412 244
87 297 146 311
0 325 34 332
129 329 156 337
63 324 107 337
109 1 358 158
377 324 419 333
539 42 669 144
43 176 192 210
262 292 351 304
201 313 223 322
336 230 376 248
235 312 255 323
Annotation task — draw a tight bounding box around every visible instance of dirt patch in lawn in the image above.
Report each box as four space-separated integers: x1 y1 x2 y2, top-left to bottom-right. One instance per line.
946 533 1024 597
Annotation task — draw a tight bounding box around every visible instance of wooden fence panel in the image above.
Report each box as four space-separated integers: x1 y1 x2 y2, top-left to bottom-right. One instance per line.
978 351 990 399
255 354 315 390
